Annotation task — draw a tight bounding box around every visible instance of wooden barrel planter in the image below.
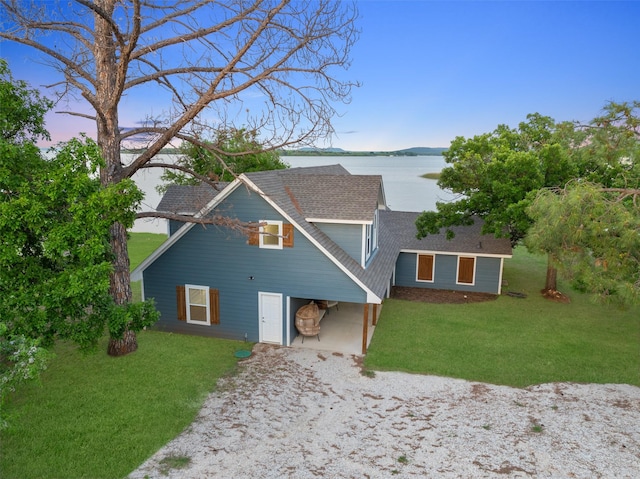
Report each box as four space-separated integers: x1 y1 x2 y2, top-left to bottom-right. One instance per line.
295 302 321 340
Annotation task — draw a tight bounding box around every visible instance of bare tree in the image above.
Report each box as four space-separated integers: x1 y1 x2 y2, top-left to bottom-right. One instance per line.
0 0 359 355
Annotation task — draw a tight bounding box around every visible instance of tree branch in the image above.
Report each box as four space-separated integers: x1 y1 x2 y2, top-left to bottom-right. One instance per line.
136 210 262 236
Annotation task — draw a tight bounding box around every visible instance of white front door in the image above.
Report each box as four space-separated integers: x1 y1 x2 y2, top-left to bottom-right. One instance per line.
258 292 283 344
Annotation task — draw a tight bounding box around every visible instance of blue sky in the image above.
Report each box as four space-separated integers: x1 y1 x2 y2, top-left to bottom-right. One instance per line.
333 0 640 150
2 0 639 151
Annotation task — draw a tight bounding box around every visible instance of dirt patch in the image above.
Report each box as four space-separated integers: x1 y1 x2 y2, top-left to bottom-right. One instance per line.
130 347 640 479
391 286 498 304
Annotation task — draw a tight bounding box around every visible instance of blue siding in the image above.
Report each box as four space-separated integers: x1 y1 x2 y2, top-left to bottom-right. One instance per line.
168 220 183 236
316 222 363 264
143 187 368 342
395 252 502 294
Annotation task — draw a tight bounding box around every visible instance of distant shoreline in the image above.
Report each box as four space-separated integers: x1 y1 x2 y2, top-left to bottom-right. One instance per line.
280 146 447 157
121 147 447 157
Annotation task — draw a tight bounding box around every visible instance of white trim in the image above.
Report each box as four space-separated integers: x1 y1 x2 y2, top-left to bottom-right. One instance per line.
131 179 243 278
456 256 476 286
415 253 435 283
185 284 211 325
306 218 373 225
258 291 283 344
285 296 291 346
131 269 143 282
132 175 385 304
497 257 505 294
139 277 145 301
360 223 367 266
259 220 283 249
400 248 512 259
362 209 379 265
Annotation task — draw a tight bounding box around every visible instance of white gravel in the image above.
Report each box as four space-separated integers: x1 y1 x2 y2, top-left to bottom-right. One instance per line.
130 344 640 478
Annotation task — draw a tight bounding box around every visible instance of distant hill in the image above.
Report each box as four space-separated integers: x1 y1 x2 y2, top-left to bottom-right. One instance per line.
280 146 447 157
295 147 347 154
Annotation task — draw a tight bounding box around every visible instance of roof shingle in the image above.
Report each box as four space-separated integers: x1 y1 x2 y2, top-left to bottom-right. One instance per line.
156 183 229 215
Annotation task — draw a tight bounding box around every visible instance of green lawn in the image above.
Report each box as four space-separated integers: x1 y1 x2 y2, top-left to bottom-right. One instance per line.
0 333 247 479
365 248 640 387
128 232 167 301
128 232 167 270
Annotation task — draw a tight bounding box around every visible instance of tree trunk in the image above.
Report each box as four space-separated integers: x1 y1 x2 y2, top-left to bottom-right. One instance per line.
541 254 571 302
108 221 132 305
544 257 558 292
107 329 138 356
93 3 137 356
107 221 136 356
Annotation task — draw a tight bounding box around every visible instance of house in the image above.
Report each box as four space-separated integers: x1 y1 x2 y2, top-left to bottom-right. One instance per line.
132 165 512 353
383 211 512 294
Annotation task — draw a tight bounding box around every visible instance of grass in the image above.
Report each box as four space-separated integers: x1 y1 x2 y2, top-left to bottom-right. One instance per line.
159 454 191 474
127 232 167 271
128 232 167 302
0 332 246 479
421 172 441 180
365 247 640 387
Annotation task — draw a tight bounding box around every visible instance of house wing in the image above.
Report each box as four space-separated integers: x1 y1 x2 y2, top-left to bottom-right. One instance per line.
382 210 513 257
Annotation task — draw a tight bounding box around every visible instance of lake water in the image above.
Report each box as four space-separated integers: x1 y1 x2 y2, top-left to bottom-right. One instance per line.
130 155 454 233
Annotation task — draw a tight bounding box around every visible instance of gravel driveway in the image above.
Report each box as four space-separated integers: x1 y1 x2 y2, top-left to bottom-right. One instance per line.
130 344 640 478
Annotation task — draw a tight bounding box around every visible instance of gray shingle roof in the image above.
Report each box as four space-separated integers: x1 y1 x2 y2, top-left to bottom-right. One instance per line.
279 174 382 221
380 210 512 256
282 164 350 176
156 183 229 215
242 166 382 222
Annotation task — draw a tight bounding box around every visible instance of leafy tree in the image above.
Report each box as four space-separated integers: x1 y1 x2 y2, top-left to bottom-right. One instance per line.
415 113 577 292
526 183 639 305
160 128 289 189
1 135 157 348
1 0 359 355
0 60 54 424
526 102 640 305
572 101 640 187
0 61 157 424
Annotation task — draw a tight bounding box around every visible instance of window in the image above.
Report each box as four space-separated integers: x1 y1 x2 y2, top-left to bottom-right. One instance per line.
457 256 475 285
248 221 294 248
260 221 282 249
176 285 220 325
187 285 208 323
417 254 434 282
